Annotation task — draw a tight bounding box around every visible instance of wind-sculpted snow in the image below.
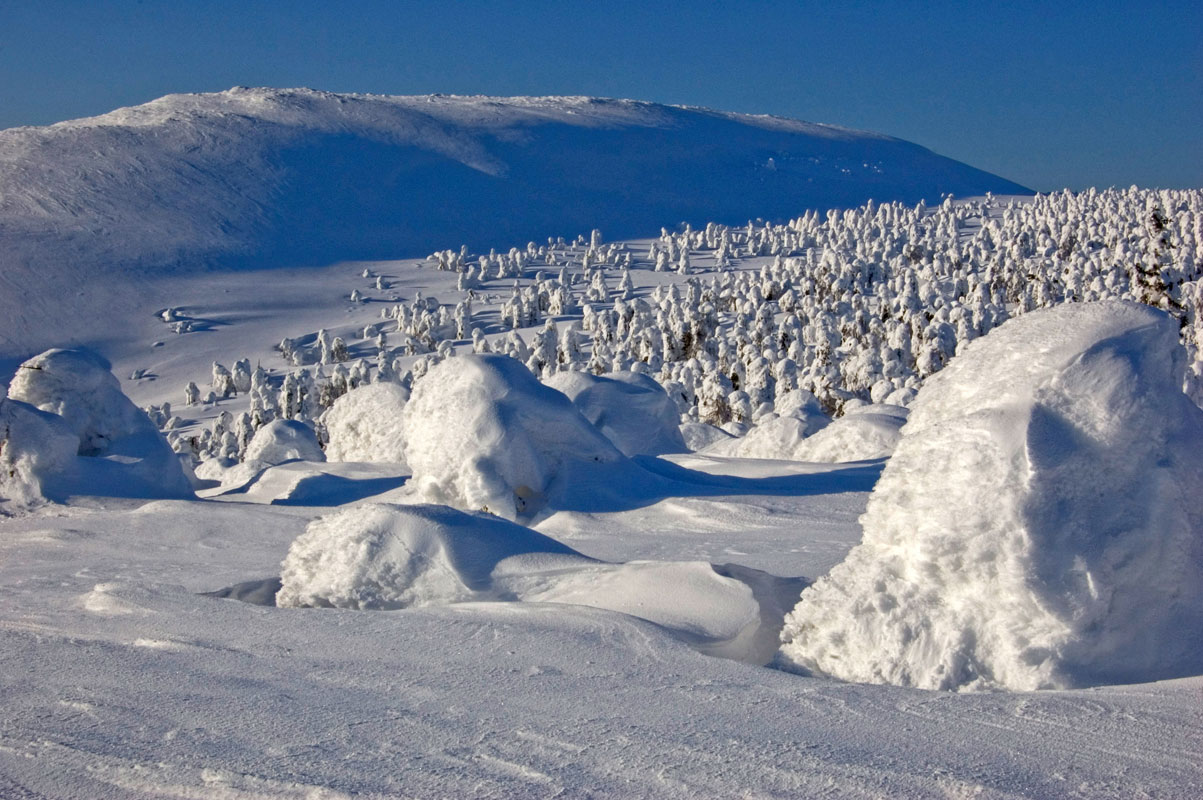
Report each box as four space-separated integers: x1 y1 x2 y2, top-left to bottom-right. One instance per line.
276 502 761 651
321 381 410 464
0 398 79 510
0 87 1029 355
544 370 686 457
778 302 1203 690
5 348 192 501
402 354 624 520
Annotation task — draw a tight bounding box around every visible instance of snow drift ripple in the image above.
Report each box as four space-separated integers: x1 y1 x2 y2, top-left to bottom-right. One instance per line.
777 301 1203 691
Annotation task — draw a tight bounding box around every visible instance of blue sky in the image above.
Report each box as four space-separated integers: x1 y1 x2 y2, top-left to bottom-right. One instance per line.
2 1 1198 191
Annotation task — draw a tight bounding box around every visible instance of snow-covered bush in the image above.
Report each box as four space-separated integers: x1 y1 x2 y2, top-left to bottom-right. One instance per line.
778 302 1203 691
544 371 686 457
7 348 191 498
703 391 831 459
276 503 760 648
402 354 623 520
276 503 582 609
322 382 410 464
0 398 80 510
243 419 325 466
10 349 161 455
679 421 732 452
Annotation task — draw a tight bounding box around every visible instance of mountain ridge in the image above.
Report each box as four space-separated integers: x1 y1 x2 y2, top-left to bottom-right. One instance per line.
0 87 1030 357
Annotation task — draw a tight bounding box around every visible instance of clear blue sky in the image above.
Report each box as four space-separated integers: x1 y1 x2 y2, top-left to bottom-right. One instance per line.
2 1 1198 191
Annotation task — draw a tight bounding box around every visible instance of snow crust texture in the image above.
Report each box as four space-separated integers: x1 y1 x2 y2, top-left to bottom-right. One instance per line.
544 370 686 457
779 301 1203 690
321 381 410 463
402 354 623 520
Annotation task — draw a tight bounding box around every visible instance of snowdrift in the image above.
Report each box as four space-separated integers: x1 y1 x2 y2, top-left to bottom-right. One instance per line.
322 381 410 464
789 404 909 462
0 87 1029 356
402 355 623 520
277 503 759 647
5 348 191 501
544 370 686 457
778 301 1203 691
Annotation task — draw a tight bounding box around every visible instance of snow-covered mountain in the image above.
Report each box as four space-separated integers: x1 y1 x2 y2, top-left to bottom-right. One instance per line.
0 88 1028 358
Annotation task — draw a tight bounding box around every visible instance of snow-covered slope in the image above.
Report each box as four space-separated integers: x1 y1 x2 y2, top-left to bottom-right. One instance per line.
0 87 1028 358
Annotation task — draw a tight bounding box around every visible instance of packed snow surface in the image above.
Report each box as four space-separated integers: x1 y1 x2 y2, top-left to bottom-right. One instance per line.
321 381 410 464
402 354 624 520
544 370 686 456
779 301 1203 690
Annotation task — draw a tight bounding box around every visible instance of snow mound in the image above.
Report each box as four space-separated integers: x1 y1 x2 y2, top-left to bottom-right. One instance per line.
679 421 733 452
778 301 1203 691
703 393 831 459
243 419 325 466
322 382 410 464
0 398 79 510
402 355 623 520
276 503 758 645
544 371 686 457
789 404 909 462
6 348 191 499
276 503 584 609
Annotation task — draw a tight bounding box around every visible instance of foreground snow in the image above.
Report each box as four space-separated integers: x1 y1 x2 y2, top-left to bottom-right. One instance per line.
2 463 1200 798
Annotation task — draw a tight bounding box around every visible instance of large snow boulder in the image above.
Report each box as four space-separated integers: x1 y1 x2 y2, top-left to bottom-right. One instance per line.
7 348 191 498
322 382 410 464
244 419 325 466
0 398 80 510
544 371 686 457
10 348 157 454
778 302 1203 691
402 355 623 520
